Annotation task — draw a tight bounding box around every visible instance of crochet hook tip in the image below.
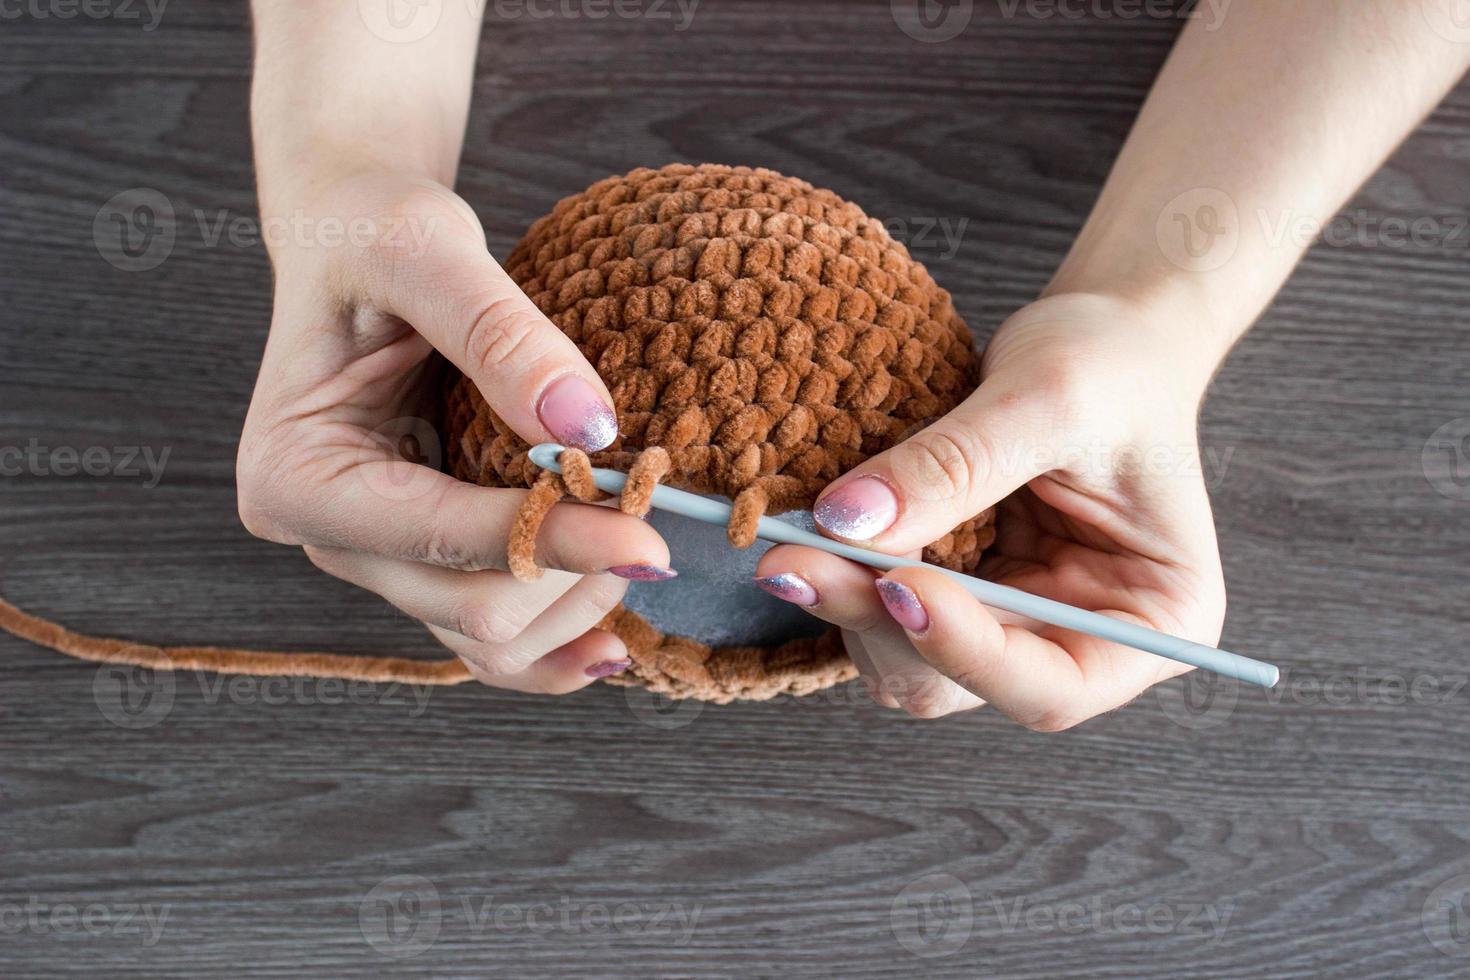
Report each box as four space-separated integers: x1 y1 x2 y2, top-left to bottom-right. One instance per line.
529 442 568 472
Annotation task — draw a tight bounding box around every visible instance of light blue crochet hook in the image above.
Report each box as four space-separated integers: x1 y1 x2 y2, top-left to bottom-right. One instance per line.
529 443 1280 688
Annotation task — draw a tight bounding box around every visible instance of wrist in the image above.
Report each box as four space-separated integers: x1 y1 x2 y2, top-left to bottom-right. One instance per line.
989 289 1228 428
1039 272 1241 398
255 170 476 268
255 142 458 225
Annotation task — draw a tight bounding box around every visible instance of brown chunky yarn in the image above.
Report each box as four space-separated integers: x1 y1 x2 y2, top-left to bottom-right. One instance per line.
447 163 996 703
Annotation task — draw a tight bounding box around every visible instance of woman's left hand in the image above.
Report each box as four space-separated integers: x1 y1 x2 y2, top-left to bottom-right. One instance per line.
754 291 1230 728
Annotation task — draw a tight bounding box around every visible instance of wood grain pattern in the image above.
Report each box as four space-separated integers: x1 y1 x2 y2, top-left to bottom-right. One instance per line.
2 1 1469 975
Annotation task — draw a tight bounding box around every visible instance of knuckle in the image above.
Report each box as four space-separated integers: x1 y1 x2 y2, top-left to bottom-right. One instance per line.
412 521 486 572
898 690 955 720
236 487 274 541
235 459 289 543
851 606 895 635
452 602 526 646
463 299 549 378
891 426 988 504
887 675 956 719
566 576 628 624
301 546 341 575
459 649 511 681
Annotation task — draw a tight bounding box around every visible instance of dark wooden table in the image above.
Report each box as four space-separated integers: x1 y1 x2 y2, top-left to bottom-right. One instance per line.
4 2 1469 976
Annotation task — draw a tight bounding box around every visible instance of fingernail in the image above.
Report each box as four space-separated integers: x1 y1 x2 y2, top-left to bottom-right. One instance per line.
585 658 633 678
877 579 929 633
814 477 898 540
753 573 818 607
607 564 678 582
537 374 617 452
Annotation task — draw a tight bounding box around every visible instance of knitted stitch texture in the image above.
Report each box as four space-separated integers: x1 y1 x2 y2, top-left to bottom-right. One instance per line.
447 163 996 702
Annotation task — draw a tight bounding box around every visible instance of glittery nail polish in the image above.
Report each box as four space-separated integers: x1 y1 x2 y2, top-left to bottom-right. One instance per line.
537 374 618 452
814 477 899 541
753 572 819 607
585 658 633 678
876 579 929 633
607 564 679 582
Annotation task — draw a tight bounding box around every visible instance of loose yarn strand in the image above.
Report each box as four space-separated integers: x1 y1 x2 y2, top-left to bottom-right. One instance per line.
0 596 474 685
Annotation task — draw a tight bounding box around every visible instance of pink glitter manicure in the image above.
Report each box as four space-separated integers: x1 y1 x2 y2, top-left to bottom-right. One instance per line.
608 564 679 582
753 572 819 607
537 374 617 452
877 579 929 633
814 476 898 541
585 658 633 678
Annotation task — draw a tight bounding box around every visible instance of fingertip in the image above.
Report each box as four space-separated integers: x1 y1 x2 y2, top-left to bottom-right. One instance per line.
880 567 1007 661
753 544 808 579
539 629 633 692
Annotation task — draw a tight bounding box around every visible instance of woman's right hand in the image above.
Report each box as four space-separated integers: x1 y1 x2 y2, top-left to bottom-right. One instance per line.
236 173 672 694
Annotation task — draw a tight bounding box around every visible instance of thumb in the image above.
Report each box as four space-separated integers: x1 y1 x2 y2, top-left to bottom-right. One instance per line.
813 380 1063 554
371 211 618 452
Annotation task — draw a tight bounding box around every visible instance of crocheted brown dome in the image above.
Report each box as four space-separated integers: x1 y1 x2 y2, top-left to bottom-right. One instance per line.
446 163 994 702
